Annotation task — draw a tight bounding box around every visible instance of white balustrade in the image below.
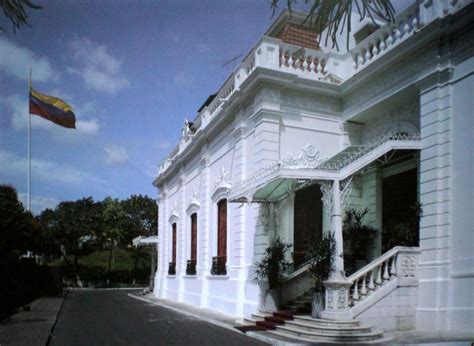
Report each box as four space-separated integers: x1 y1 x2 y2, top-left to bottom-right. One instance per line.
278 42 330 78
347 246 420 308
352 3 420 71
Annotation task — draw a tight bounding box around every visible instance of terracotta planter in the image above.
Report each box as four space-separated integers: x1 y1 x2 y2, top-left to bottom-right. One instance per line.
311 292 325 318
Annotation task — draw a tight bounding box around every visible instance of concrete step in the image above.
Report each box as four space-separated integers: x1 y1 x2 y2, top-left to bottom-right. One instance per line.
293 315 361 327
284 319 372 334
273 324 385 342
269 330 393 345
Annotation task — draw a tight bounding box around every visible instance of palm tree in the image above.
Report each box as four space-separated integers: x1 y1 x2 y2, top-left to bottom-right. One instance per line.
270 0 396 50
1 0 42 33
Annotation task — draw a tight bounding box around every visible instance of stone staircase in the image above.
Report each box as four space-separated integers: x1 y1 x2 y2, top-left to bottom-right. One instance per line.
241 247 421 343
244 310 392 344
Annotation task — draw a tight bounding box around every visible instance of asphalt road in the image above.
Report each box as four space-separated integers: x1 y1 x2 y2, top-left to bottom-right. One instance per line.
49 290 267 346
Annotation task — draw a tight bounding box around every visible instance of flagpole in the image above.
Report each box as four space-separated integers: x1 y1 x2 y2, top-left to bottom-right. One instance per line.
28 68 31 212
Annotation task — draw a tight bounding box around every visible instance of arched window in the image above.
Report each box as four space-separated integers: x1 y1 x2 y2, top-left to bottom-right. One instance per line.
212 199 227 275
186 213 197 275
168 222 177 275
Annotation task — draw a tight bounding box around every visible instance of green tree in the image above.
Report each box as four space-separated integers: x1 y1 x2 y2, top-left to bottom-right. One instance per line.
121 195 157 283
102 197 127 281
0 0 42 33
271 0 396 50
52 197 102 282
0 184 35 262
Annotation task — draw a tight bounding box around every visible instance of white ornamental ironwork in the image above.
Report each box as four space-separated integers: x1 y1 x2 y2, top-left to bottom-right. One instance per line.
320 177 353 217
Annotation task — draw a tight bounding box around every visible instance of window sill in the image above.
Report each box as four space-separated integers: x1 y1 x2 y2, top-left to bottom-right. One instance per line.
183 275 198 279
166 275 176 279
205 275 230 280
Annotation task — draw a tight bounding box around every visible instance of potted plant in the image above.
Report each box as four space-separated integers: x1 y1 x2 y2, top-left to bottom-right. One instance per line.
306 232 336 318
255 236 292 312
343 208 377 272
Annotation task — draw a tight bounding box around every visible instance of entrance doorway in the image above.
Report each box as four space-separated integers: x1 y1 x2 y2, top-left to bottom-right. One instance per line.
293 184 323 268
382 168 420 252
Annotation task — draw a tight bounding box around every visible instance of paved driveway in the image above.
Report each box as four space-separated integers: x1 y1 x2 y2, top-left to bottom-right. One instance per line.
50 290 267 346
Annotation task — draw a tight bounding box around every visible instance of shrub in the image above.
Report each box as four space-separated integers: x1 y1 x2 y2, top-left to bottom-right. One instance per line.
255 236 292 290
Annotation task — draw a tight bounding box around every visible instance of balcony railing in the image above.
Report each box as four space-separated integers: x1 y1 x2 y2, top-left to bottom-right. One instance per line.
186 259 197 276
210 256 226 276
168 262 176 275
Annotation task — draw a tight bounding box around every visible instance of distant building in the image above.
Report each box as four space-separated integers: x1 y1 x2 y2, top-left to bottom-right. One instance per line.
150 1 473 340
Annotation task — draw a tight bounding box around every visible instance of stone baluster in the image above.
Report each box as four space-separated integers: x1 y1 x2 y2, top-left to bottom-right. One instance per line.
383 260 390 281
288 55 294 69
360 274 367 298
367 270 375 294
376 264 383 286
390 255 397 278
353 279 359 302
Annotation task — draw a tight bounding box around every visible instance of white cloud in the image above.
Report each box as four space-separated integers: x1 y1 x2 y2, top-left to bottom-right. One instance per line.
68 37 130 95
105 145 128 165
0 36 57 83
18 193 58 215
1 94 101 142
157 140 171 150
0 149 104 187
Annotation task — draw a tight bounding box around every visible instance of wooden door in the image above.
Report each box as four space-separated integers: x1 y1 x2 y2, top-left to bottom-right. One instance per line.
191 213 197 261
217 199 227 258
293 184 323 267
172 223 177 263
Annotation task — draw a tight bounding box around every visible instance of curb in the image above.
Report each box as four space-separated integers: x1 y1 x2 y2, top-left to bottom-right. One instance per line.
45 292 67 346
66 287 146 291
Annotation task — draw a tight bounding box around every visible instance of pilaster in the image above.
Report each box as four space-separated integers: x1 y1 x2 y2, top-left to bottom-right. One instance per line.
415 68 453 332
199 149 211 307
177 172 186 302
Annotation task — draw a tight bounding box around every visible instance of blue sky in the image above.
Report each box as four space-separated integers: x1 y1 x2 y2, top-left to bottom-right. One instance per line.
0 0 413 214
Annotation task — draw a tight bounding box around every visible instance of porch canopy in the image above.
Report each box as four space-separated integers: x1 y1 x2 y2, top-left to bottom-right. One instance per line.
228 133 421 203
132 236 159 247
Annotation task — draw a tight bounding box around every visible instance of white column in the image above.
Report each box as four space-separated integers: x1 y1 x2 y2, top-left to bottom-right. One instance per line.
331 179 345 277
321 179 352 320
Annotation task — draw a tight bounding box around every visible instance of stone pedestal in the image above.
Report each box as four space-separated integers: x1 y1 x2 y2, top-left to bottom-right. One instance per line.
321 279 353 320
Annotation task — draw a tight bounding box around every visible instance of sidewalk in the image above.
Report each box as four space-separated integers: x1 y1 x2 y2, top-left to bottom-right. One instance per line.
0 295 64 346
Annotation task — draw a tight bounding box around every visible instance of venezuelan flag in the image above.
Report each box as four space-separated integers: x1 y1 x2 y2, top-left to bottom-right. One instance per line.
29 89 76 129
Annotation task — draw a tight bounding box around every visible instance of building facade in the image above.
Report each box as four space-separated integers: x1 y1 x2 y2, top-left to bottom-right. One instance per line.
152 0 473 337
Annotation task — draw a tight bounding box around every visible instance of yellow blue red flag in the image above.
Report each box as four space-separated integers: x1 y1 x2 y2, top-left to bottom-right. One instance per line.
29 89 76 129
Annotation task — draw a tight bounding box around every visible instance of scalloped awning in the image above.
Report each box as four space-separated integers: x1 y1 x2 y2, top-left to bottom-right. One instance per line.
229 135 421 203
132 236 159 247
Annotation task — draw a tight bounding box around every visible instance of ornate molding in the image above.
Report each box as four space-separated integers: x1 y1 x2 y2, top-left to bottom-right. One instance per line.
212 167 231 202
169 202 179 224
281 89 341 113
186 188 200 215
399 255 417 277
281 143 326 169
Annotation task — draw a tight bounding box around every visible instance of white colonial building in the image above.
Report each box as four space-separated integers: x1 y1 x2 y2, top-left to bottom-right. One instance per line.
149 0 473 341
